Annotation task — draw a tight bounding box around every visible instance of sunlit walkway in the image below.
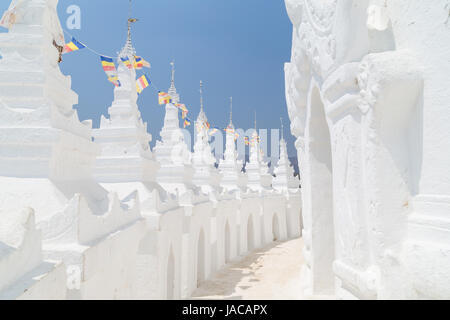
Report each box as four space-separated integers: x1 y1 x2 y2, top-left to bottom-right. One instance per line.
191 238 307 300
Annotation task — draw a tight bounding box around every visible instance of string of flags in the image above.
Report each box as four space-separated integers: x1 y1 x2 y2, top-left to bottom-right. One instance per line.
57 34 260 141
62 35 151 90
63 37 86 54
158 92 172 105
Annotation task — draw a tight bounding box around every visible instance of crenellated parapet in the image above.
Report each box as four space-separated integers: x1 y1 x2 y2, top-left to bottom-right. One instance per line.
0 208 66 299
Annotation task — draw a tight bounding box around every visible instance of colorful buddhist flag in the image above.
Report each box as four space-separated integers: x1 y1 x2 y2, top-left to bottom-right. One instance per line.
205 122 211 130
121 56 133 69
244 137 250 146
108 75 121 87
134 56 151 69
225 125 235 134
175 103 189 118
175 103 188 112
63 37 86 54
209 128 219 135
100 56 116 72
234 133 240 141
136 75 151 95
158 92 172 105
100 56 120 86
184 119 191 128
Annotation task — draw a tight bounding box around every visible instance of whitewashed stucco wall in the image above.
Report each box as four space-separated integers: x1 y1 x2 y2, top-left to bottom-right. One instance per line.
285 0 450 299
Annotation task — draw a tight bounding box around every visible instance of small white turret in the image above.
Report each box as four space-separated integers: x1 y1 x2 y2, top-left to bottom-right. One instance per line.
218 97 246 192
245 112 272 191
153 62 193 194
192 81 221 193
93 21 158 183
273 126 299 192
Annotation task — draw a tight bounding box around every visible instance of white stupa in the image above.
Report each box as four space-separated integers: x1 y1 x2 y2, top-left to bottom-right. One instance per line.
0 0 141 297
93 23 158 183
245 114 272 191
0 0 98 182
153 62 193 194
191 81 221 193
272 120 299 192
218 97 246 192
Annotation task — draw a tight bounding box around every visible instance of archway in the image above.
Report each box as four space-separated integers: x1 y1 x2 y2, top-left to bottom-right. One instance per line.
247 215 255 252
197 228 206 287
166 246 175 300
307 87 335 294
224 220 231 264
272 214 280 241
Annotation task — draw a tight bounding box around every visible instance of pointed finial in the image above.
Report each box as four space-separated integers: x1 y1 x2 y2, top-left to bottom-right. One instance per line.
280 117 284 140
200 80 204 113
127 0 132 40
168 60 180 103
122 0 137 57
229 96 233 125
170 60 175 86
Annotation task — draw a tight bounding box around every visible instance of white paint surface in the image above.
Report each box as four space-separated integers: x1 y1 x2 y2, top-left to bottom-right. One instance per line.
0 0 302 300
285 0 450 299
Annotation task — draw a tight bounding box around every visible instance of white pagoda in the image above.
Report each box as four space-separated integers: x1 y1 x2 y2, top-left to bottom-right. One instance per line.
245 115 272 191
153 62 193 194
272 123 299 192
93 24 158 183
0 0 142 300
0 0 97 182
218 97 246 192
191 81 221 193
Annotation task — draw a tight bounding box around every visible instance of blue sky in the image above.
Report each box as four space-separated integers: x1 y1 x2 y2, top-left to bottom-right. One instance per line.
1 0 295 157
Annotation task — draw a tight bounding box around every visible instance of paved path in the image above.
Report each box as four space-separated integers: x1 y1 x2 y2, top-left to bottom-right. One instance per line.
191 238 307 300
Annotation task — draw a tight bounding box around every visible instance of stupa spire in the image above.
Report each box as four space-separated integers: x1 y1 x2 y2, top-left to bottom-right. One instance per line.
280 117 284 141
199 80 204 113
120 0 137 58
170 61 175 89
168 61 180 103
229 97 233 126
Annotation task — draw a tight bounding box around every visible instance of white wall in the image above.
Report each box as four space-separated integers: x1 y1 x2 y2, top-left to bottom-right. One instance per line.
285 0 450 300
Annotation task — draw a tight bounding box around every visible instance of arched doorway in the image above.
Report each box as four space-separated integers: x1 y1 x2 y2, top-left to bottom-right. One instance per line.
197 228 205 287
307 87 335 294
247 215 254 252
166 246 175 300
225 220 231 264
272 214 280 241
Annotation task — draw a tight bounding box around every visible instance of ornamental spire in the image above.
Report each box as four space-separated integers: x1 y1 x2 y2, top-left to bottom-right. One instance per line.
199 80 204 113
170 61 175 88
229 96 233 126
121 0 137 57
280 117 284 141
168 61 180 103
